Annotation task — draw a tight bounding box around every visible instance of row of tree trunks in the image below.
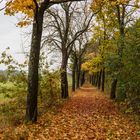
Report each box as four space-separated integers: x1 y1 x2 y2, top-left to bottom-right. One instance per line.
72 58 85 92
90 68 105 92
25 0 91 123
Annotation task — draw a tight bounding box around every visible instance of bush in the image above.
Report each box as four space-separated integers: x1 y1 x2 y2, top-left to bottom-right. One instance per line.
39 70 61 109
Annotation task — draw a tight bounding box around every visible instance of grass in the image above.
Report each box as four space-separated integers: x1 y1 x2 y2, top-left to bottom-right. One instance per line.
67 74 72 95
0 94 10 103
0 74 72 134
0 82 27 104
0 82 16 103
0 79 63 134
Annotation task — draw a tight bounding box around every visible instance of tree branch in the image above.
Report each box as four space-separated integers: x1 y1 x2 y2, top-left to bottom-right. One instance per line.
50 0 85 5
67 13 94 50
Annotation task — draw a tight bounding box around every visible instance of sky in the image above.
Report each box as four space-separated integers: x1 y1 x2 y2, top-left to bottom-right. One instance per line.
0 9 31 70
0 11 62 72
0 1 92 71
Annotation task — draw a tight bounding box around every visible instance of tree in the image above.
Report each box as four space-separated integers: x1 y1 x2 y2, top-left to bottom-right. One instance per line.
42 2 94 98
5 0 87 122
70 35 88 91
122 19 140 110
81 48 103 87
91 0 140 99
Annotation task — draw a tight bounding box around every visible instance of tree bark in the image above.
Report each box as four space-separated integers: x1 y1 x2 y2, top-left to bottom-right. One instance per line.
95 72 99 87
76 61 81 88
80 71 85 86
110 79 117 99
94 73 96 86
25 11 44 122
101 68 105 92
89 75 91 84
98 70 102 89
91 75 94 85
61 52 68 98
92 73 95 85
72 58 76 92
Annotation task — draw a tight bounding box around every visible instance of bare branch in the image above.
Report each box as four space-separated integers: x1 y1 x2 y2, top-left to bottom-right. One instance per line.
47 9 64 41
67 13 94 51
50 0 85 5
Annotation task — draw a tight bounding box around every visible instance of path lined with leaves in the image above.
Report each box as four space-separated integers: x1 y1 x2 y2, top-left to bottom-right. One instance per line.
3 85 140 140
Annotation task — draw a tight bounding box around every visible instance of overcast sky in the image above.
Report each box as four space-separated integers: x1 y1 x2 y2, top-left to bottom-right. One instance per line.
0 9 31 70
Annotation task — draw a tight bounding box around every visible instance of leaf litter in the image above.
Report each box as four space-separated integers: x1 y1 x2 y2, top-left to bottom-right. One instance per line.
1 85 140 140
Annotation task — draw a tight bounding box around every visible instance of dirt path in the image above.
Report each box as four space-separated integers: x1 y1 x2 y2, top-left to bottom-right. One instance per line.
3 85 140 140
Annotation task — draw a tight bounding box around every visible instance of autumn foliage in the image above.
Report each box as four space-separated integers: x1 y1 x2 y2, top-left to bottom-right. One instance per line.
1 85 140 139
0 0 140 138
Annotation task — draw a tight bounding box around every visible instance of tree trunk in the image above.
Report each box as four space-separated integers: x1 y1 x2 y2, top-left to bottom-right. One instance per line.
76 63 81 88
92 73 95 85
61 53 68 98
94 73 97 86
72 59 76 92
110 5 125 99
89 75 92 84
25 11 44 122
80 71 85 86
95 72 99 87
101 68 105 92
91 75 94 85
98 70 102 89
110 79 117 99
